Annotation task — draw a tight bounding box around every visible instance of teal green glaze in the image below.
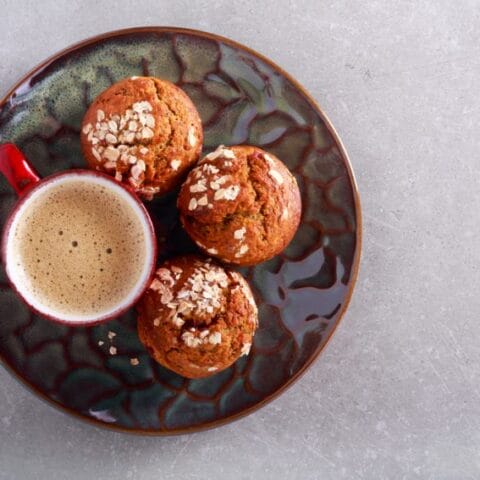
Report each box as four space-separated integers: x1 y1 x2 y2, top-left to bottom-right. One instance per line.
0 28 360 434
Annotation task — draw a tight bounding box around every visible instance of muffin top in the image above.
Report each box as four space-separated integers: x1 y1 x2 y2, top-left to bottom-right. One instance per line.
177 145 301 265
137 255 258 378
81 76 203 199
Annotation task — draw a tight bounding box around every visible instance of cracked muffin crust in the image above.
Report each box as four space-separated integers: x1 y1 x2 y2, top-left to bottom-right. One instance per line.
177 145 301 265
80 76 203 199
137 256 258 379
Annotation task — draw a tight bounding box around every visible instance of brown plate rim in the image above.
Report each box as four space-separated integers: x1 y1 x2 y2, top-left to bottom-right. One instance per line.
0 26 362 436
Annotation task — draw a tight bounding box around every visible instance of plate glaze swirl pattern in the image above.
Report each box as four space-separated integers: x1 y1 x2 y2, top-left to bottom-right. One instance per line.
0 28 361 434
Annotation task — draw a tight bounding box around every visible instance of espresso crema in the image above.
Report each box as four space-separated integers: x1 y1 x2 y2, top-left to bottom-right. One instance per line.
6 175 151 320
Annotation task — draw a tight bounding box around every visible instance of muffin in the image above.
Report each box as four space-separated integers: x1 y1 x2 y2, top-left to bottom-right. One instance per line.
177 145 301 266
80 76 203 199
137 256 258 379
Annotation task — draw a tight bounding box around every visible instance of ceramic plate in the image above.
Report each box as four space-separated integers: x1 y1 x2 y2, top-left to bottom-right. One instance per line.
0 27 361 434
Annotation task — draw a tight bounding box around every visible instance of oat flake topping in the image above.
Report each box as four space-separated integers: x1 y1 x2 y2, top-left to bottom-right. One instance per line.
83 101 155 190
241 343 252 356
181 329 222 348
234 227 246 240
202 145 236 162
170 159 181 171
149 261 229 327
235 244 249 258
187 126 197 147
268 169 284 185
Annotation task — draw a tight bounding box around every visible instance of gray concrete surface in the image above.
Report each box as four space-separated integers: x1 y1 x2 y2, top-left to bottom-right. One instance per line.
1 0 480 478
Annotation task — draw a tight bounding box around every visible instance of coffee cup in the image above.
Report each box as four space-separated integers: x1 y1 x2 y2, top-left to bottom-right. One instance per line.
0 143 157 326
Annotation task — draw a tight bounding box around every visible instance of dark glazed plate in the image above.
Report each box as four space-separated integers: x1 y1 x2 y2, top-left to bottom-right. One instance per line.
0 27 361 434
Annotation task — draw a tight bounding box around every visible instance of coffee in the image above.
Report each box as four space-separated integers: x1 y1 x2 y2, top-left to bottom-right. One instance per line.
6 175 151 320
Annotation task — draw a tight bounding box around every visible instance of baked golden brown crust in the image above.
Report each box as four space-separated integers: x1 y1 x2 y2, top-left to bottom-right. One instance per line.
80 76 203 199
177 145 301 265
137 256 258 379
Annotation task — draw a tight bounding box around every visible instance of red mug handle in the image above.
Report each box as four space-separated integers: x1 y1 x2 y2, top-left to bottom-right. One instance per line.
0 143 41 197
